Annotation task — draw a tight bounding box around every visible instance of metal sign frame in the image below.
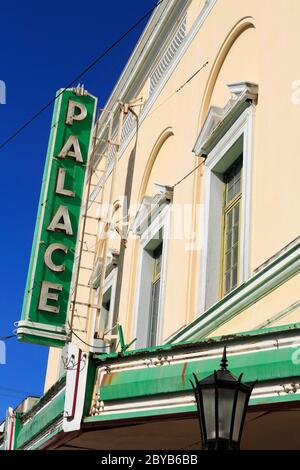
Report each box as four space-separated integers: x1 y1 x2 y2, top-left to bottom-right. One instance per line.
17 88 97 347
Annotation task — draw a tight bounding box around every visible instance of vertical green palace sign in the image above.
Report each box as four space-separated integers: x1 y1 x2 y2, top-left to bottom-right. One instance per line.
17 88 97 347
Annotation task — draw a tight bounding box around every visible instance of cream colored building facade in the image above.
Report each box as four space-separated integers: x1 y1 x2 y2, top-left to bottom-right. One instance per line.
0 0 300 450
3 0 300 451
43 0 300 391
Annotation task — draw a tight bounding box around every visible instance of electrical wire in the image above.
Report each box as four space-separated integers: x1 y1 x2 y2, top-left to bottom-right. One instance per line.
176 61 208 92
148 61 209 118
0 386 37 397
67 322 111 350
173 157 206 188
0 335 16 341
0 0 167 152
103 322 119 337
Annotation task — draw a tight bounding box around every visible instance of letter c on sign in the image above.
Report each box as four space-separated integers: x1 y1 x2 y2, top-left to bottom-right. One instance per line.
44 243 68 272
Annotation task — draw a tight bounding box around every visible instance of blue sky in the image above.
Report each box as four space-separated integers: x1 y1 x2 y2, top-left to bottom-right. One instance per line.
0 0 157 421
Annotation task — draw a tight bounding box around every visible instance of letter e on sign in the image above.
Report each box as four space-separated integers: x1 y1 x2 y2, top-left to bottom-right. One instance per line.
38 281 63 314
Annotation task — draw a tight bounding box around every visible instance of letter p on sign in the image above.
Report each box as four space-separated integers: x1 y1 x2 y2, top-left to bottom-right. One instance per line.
66 100 87 125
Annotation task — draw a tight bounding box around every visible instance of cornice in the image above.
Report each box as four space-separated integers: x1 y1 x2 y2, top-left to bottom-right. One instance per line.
95 0 191 133
89 0 218 204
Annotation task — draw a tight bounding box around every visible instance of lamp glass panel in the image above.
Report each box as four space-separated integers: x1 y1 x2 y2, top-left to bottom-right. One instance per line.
218 387 235 439
232 390 247 442
202 388 216 439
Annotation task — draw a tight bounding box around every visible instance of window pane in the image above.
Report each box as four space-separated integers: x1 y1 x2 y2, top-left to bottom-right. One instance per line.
148 279 160 347
148 242 163 347
227 211 233 228
225 252 231 271
222 158 242 295
232 245 238 266
225 272 231 293
234 205 240 224
227 185 234 202
233 225 239 244
225 157 242 204
235 176 241 195
232 265 238 288
226 230 232 249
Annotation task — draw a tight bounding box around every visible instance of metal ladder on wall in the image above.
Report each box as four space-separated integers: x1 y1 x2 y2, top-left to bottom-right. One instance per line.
69 100 138 350
69 107 117 341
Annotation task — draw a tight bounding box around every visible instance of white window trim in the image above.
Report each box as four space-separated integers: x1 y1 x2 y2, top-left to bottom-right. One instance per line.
90 266 118 353
198 105 255 315
133 204 171 349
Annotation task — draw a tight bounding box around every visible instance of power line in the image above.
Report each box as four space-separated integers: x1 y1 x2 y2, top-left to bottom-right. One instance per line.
148 61 208 117
67 322 111 351
0 335 15 341
173 158 206 188
0 386 37 396
0 0 166 152
175 61 208 93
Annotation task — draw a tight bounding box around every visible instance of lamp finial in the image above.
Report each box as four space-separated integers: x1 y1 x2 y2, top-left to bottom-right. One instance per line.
220 346 228 371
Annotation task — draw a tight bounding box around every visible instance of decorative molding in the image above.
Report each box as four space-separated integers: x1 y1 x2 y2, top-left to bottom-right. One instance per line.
193 81 258 157
116 0 218 156
88 379 300 422
89 380 300 421
22 387 65 425
256 299 300 330
137 127 174 203
16 327 67 343
17 320 66 334
90 328 300 419
21 376 66 423
16 385 65 450
130 189 173 236
168 236 300 343
149 15 187 96
93 0 191 150
88 0 218 205
22 419 63 450
89 250 119 289
197 17 256 129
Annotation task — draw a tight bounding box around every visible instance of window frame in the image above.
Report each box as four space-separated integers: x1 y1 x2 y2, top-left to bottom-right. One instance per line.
96 268 117 337
133 204 170 349
198 106 254 314
90 266 118 353
220 157 243 297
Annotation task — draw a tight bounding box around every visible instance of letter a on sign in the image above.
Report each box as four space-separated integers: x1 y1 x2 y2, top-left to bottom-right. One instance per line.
59 135 84 163
17 88 97 347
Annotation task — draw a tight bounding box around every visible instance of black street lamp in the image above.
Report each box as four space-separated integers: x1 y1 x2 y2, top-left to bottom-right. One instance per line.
190 346 256 450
